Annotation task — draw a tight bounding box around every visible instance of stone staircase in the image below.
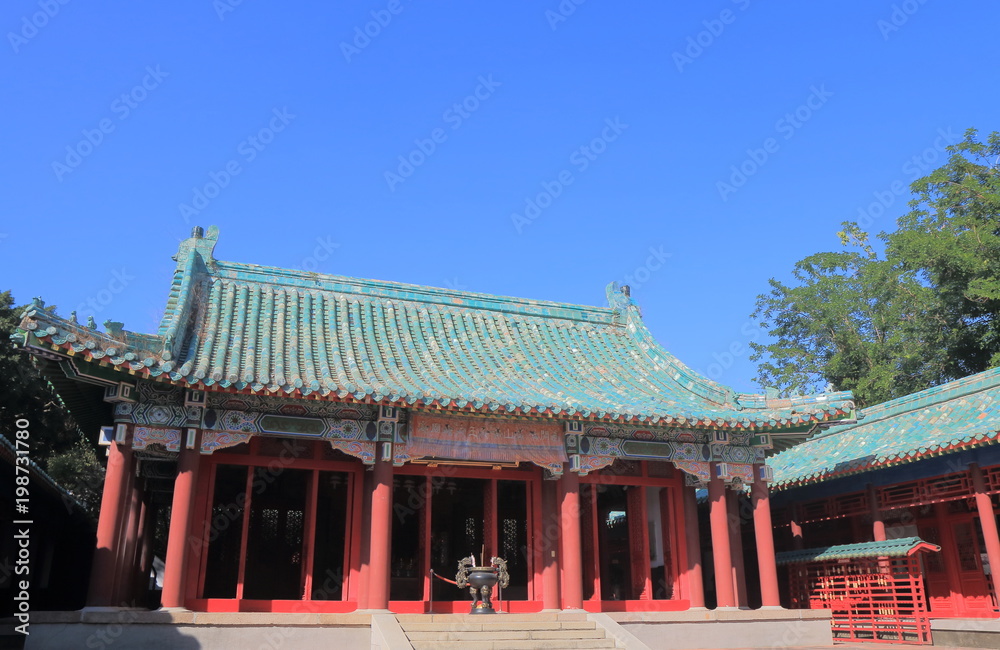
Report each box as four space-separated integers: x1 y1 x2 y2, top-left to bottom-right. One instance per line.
395 612 620 649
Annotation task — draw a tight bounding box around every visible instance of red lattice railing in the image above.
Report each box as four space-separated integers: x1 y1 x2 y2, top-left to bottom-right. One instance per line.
788 556 933 644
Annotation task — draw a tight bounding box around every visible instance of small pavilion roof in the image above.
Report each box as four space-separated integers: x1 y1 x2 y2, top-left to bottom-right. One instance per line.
15 226 854 431
775 537 940 565
770 367 1000 489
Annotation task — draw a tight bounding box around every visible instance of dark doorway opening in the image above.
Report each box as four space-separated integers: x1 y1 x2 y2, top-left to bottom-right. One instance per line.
598 484 632 600
498 480 529 601
391 476 426 601
243 467 307 600
431 477 484 601
311 471 349 600
203 464 247 599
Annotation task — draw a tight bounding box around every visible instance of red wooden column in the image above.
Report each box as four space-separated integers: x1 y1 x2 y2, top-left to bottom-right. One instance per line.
727 490 748 607
541 479 561 610
789 503 805 550
868 483 887 542
970 463 1000 607
367 453 394 610
354 469 372 609
301 469 320 599
750 469 781 608
708 472 736 608
421 475 433 603
484 478 498 560
559 465 584 609
161 433 202 609
87 440 133 607
682 483 705 608
661 486 685 600
110 449 136 606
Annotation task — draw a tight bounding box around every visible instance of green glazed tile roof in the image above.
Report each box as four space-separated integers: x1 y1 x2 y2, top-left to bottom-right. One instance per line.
776 537 940 565
15 226 855 429
770 367 1000 488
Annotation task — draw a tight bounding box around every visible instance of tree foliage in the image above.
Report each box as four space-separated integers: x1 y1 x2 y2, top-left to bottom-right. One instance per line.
751 129 1000 407
0 290 104 508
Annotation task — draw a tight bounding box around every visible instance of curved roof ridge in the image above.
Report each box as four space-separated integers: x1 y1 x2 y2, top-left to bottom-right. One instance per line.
605 281 732 407
212 260 616 325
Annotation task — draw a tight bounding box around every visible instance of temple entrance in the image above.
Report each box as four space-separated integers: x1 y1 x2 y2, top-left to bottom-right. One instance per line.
389 471 533 607
430 477 485 601
243 467 308 599
578 462 687 611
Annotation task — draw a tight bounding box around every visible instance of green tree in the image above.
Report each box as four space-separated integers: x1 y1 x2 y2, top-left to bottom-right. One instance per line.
0 290 103 506
889 128 1000 374
751 129 1000 406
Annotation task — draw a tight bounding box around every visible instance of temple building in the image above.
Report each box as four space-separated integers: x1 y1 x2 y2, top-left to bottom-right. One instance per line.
769 369 1000 647
15 227 857 644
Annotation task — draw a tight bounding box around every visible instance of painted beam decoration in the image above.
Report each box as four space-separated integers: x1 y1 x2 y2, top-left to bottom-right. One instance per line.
401 413 567 473
565 423 768 483
112 377 773 478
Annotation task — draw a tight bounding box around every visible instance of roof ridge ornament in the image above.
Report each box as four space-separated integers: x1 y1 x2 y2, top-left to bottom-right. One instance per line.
605 281 637 322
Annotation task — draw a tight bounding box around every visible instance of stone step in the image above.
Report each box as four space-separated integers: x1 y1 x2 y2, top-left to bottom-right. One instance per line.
401 620 596 633
409 640 617 650
396 612 588 623
407 629 607 641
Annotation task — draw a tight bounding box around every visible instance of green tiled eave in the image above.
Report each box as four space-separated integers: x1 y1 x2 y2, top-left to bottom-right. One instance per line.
15 226 855 430
770 366 1000 489
775 537 940 565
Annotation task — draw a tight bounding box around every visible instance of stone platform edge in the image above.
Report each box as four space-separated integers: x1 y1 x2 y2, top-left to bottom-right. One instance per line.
21 610 373 626
603 609 832 623
930 618 1000 650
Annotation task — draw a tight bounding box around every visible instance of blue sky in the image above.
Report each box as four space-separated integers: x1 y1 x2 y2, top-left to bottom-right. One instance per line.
2 1 998 394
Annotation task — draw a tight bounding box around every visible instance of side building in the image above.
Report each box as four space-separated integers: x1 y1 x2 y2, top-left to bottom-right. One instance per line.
14 226 856 617
769 369 1000 646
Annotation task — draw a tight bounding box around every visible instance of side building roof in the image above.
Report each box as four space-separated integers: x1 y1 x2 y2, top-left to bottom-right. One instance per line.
14 226 854 432
770 367 1000 489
